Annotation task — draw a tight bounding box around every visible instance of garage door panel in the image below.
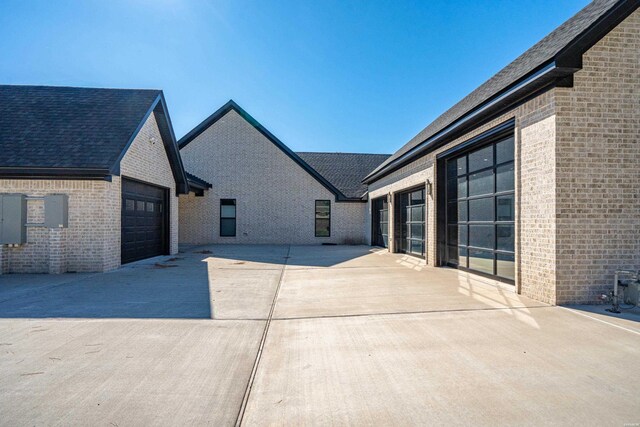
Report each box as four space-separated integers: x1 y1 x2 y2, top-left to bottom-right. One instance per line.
121 178 168 264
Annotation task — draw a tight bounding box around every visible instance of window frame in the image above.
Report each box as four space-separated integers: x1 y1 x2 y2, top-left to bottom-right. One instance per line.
220 199 237 237
315 200 331 238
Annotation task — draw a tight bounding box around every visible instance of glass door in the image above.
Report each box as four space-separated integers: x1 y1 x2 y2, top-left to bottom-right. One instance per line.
445 136 515 281
396 188 425 258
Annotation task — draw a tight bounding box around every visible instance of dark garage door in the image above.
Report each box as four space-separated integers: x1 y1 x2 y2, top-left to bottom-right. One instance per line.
121 178 168 264
444 136 515 282
372 196 389 248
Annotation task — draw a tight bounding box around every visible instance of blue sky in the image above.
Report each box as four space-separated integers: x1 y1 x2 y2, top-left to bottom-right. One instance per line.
0 0 589 154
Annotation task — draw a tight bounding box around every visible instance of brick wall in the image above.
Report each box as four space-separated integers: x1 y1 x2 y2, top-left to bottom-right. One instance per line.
179 109 367 245
554 9 640 304
0 111 179 273
0 180 111 273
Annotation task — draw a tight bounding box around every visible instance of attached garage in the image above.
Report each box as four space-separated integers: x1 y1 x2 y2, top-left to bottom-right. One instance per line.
0 85 195 274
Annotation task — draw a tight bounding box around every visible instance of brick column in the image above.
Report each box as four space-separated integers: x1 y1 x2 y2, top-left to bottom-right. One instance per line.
48 228 67 274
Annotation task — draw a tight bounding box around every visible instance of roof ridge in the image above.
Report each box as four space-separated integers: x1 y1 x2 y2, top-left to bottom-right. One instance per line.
0 84 162 92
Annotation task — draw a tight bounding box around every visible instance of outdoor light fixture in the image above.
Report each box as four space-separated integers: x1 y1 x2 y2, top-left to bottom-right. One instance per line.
425 179 432 196
149 136 157 145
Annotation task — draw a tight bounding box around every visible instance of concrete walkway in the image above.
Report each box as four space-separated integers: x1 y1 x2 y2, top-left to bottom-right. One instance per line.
0 245 639 426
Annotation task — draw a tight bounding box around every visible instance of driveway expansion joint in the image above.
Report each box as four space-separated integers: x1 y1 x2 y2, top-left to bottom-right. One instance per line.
234 245 291 427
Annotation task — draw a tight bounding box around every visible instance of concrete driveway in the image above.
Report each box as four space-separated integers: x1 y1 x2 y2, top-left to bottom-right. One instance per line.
0 245 639 426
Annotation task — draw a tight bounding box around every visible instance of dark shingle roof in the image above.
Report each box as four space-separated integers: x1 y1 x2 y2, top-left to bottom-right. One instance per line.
296 152 390 199
367 0 635 181
0 85 161 169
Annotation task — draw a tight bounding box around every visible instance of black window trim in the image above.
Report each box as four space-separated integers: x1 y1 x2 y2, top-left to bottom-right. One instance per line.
315 200 331 238
220 198 237 237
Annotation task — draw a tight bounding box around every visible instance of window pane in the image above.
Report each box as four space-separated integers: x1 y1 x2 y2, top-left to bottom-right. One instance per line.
456 157 467 176
497 253 515 280
221 199 236 206
410 240 423 255
469 249 494 274
496 162 515 193
411 206 424 222
459 225 468 246
315 219 330 237
469 169 494 196
459 201 468 222
315 200 330 219
469 225 494 249
496 195 515 221
125 199 135 211
497 225 515 252
136 200 145 211
220 218 236 236
410 224 423 239
448 157 466 178
468 145 493 172
458 177 467 198
221 205 236 218
410 190 425 204
469 197 494 222
496 137 514 164
146 202 154 212
381 209 388 222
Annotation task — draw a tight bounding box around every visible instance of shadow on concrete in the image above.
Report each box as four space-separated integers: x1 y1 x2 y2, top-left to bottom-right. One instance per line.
185 244 383 268
0 255 212 319
565 303 640 324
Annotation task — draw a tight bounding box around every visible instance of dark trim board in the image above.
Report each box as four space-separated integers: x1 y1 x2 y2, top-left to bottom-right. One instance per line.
110 93 189 195
178 100 363 202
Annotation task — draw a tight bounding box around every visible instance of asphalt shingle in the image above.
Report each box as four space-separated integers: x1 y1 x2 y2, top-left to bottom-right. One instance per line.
296 152 390 199
0 85 161 170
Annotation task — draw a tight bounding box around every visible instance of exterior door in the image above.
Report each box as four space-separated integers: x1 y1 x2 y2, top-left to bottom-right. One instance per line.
372 196 388 247
445 136 515 282
121 178 168 264
396 188 425 258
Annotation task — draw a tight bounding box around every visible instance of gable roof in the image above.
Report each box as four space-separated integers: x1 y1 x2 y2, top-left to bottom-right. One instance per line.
364 0 638 183
0 85 189 193
179 100 374 201
296 152 390 199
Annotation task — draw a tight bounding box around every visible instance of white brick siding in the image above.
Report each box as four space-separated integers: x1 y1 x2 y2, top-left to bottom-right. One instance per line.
179 109 367 245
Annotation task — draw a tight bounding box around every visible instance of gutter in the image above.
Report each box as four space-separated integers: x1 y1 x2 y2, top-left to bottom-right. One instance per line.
363 60 574 184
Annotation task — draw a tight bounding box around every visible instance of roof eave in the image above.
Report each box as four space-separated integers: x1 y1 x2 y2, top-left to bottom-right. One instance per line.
0 167 113 180
363 60 572 184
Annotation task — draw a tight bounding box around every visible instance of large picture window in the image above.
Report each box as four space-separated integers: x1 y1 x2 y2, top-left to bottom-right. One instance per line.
315 200 331 237
445 135 515 281
220 199 236 237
